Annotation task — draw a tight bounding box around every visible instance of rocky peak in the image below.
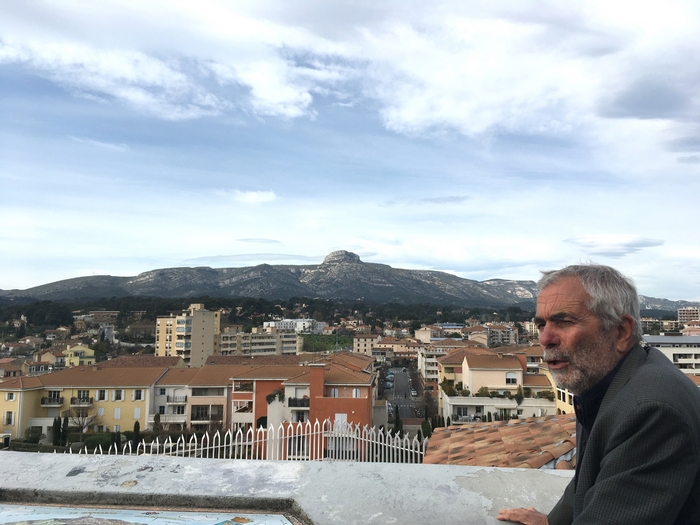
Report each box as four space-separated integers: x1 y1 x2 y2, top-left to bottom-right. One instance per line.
323 250 362 264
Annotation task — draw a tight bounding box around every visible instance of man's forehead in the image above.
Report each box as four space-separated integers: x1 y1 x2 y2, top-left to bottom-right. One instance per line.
536 278 591 315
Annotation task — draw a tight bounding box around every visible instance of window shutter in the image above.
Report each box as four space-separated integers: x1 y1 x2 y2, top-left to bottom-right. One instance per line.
134 407 141 419
111 390 115 401
131 390 135 401
97 408 104 416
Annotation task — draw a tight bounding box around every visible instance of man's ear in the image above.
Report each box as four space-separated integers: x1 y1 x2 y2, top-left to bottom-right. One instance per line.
616 315 635 354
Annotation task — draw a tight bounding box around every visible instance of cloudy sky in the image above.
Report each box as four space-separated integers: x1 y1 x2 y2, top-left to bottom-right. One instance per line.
1 0 699 300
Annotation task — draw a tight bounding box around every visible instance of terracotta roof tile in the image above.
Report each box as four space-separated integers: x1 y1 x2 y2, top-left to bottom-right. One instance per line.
424 414 577 469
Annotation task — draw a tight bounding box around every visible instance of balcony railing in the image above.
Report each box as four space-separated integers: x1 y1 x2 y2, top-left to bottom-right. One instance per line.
70 397 93 407
288 397 310 408
147 414 188 424
166 395 188 404
190 414 223 424
41 397 64 407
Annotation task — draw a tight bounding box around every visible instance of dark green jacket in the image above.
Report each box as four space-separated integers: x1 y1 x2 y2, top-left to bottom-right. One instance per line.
548 344 700 524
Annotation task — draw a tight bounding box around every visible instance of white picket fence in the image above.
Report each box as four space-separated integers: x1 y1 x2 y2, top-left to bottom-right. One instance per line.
70 419 429 464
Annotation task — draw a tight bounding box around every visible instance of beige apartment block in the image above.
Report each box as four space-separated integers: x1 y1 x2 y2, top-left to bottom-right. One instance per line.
678 307 700 323
155 303 221 367
219 326 301 356
353 334 380 357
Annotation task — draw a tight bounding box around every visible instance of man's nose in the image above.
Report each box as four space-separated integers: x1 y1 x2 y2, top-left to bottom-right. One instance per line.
539 324 559 347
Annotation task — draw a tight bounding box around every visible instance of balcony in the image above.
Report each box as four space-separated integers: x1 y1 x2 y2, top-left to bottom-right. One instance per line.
70 397 93 407
41 397 64 407
148 414 187 425
288 397 310 408
166 395 188 404
190 414 223 424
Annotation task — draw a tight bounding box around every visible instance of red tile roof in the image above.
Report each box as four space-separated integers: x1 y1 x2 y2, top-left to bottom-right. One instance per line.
424 414 577 469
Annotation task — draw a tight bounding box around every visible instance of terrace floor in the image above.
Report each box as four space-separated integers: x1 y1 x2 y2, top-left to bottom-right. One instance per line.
0 451 573 525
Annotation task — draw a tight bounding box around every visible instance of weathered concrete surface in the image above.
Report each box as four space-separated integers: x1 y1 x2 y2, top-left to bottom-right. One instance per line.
0 451 573 525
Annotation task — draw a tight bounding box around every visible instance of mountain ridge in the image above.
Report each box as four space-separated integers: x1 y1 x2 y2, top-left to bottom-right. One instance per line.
0 250 697 311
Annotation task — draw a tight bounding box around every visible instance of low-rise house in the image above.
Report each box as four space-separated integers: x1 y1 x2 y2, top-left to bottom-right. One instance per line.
0 358 24 378
64 344 95 367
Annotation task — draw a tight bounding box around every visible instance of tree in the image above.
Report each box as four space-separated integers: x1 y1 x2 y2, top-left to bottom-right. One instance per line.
52 417 61 446
514 385 524 405
475 386 490 397
133 421 141 445
152 413 163 436
446 416 451 427
392 405 403 438
61 416 69 446
421 419 432 439
69 407 99 439
25 426 42 444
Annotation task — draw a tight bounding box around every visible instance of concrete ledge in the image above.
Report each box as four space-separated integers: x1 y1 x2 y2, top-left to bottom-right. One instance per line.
0 451 573 525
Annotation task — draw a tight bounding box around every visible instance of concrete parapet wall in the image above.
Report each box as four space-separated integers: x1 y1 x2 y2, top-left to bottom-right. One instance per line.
0 451 573 525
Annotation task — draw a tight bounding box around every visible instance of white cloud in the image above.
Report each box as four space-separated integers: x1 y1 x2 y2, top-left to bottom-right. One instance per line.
69 136 128 152
217 190 278 204
565 235 665 258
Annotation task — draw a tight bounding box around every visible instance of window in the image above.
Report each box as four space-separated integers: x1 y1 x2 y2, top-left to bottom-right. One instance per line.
158 406 166 415
505 372 517 385
134 407 141 419
174 406 185 415
97 408 105 416
330 388 339 398
114 407 121 419
159 388 166 396
97 390 107 401
132 389 143 401
113 389 123 401
234 382 253 392
48 390 61 401
114 425 120 432
77 389 90 400
3 411 14 425
4 393 15 401
352 388 361 398
191 406 210 420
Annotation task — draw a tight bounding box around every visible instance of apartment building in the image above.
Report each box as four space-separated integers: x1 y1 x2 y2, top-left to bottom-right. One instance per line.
643 335 700 373
155 303 221 367
418 339 485 393
229 355 375 435
678 307 700 323
262 319 327 334
220 326 302 356
353 334 381 358
437 349 555 422
414 325 444 344
0 366 168 441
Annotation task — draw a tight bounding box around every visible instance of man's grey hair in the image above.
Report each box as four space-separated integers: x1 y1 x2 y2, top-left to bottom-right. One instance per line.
538 264 643 344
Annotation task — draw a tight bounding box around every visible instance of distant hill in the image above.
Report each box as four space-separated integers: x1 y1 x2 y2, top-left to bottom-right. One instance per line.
0 251 539 307
0 250 697 311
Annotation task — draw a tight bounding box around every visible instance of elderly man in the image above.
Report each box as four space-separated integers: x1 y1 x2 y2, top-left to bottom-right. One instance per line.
498 264 700 525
